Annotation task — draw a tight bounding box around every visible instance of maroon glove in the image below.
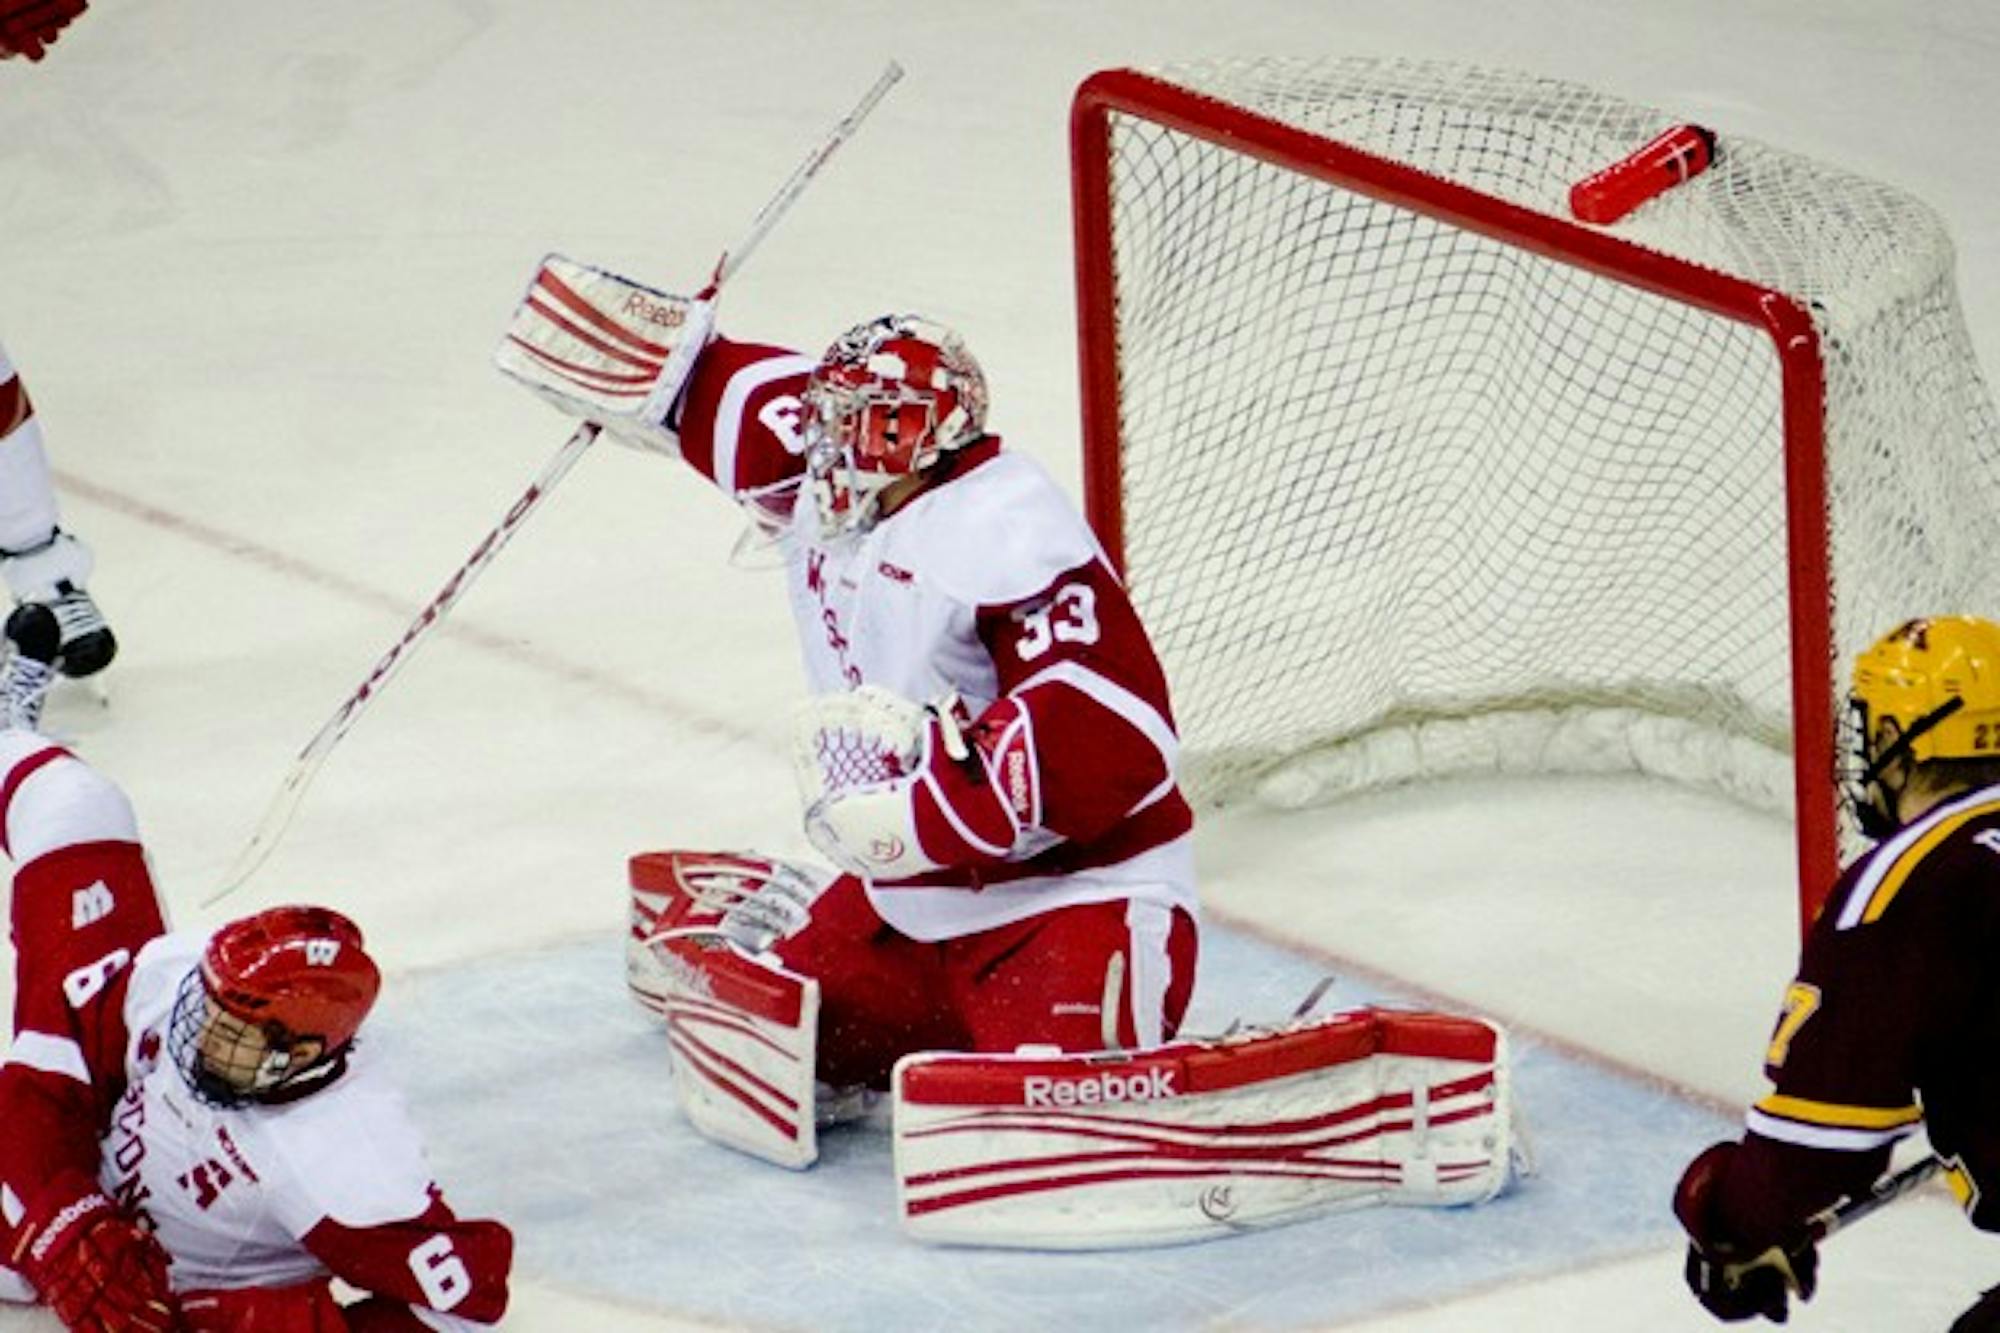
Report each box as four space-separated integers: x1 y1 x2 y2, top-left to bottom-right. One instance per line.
11 1170 178 1332
0 0 88 61
1674 1141 1819 1324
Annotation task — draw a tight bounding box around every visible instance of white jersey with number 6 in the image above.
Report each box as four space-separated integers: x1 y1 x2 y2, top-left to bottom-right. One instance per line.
100 932 509 1325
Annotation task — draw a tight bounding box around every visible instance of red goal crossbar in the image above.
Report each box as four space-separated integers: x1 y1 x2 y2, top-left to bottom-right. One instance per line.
1069 68 1837 929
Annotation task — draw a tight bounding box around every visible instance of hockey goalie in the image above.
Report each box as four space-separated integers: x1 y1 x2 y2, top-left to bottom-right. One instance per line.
496 255 1524 1247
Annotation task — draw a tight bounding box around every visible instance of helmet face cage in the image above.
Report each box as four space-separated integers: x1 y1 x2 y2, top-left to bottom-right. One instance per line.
169 906 381 1105
802 315 987 536
168 968 308 1107
1841 693 1898 840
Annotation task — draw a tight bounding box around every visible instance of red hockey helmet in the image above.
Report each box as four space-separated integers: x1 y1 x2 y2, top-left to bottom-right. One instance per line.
169 905 381 1104
203 905 381 1048
802 314 988 534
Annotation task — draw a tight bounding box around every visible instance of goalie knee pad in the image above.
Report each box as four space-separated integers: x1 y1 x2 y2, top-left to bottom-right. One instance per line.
890 1007 1522 1249
627 849 832 1017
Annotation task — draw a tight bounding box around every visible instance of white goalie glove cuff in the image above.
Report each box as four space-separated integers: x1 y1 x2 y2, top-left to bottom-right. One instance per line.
804 783 941 881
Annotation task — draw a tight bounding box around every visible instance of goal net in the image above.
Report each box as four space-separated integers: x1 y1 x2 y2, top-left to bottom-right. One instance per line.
1070 58 2000 920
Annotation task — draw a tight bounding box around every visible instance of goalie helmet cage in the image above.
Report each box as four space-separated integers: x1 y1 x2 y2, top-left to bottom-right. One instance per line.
1069 59 2000 929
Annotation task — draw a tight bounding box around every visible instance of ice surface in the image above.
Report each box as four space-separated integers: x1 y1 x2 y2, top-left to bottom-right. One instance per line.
3 2 1997 1329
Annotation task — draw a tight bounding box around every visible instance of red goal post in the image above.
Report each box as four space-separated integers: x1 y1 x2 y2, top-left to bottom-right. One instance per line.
1069 61 2000 928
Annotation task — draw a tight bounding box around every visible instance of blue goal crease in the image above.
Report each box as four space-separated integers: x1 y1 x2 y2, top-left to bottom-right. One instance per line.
375 927 1732 1332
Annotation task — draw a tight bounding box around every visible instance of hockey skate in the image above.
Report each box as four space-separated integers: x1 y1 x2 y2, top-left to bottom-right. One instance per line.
2 602 60 731
42 578 116 677
2 531 116 678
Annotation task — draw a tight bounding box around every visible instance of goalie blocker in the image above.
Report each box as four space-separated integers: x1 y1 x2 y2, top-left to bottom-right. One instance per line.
893 1008 1523 1249
493 255 716 454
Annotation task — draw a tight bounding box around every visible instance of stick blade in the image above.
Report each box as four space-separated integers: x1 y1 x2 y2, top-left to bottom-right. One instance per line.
204 756 324 907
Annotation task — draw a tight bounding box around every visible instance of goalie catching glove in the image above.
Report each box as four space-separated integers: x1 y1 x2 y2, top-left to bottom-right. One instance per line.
10 1169 177 1332
794 686 1037 880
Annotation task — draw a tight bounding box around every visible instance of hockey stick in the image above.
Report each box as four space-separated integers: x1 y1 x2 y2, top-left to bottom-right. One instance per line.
1711 1153 1946 1305
207 61 906 905
707 60 905 291
1209 975 1338 1041
1809 1153 1944 1242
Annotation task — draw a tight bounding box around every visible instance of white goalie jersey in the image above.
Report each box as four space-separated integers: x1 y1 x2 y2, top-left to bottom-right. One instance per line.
663 335 1198 944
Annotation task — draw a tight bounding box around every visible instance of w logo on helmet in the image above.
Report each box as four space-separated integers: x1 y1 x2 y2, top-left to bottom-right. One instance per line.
304 939 342 967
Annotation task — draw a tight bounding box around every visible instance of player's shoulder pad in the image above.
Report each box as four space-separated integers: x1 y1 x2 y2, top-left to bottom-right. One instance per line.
251 1050 438 1231
124 931 208 1033
1829 782 2000 931
889 450 1106 607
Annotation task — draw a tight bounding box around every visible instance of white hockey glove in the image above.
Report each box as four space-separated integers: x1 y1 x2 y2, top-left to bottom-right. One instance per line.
493 254 716 455
793 686 1034 880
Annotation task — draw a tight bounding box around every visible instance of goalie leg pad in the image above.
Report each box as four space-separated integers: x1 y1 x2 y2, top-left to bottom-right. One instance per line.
891 1007 1518 1249
643 928 821 1170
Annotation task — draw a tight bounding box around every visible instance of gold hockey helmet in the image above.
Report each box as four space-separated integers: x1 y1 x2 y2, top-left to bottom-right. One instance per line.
1847 616 2000 835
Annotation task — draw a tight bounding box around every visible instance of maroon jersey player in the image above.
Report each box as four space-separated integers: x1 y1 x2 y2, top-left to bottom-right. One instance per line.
1674 616 2000 1330
0 608 511 1333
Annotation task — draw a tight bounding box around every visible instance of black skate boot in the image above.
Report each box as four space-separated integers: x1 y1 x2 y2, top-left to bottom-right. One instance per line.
45 579 116 677
2 602 60 731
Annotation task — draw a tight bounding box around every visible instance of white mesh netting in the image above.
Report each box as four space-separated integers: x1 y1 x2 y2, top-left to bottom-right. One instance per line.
1087 58 2000 827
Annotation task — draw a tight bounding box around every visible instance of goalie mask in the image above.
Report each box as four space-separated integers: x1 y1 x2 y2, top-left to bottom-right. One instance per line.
168 905 381 1106
1845 616 2000 838
802 314 988 536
